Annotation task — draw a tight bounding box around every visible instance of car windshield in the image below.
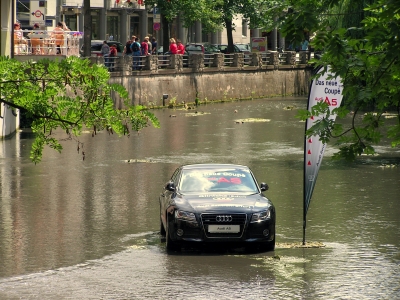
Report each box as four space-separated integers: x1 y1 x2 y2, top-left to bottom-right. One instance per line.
218 45 228 51
91 44 102 51
235 44 249 51
186 44 203 52
179 168 259 193
205 44 220 52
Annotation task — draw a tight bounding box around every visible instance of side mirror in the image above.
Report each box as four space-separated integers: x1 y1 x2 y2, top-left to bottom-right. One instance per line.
259 182 269 191
165 181 176 192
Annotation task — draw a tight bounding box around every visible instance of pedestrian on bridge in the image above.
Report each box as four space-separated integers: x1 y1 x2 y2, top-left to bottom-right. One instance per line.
131 37 141 70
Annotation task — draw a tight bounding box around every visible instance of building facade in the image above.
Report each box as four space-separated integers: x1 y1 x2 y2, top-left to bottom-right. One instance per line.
14 0 251 46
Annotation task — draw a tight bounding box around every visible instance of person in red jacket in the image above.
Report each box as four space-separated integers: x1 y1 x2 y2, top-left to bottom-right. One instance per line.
177 39 185 55
141 38 149 56
109 44 118 71
169 38 178 54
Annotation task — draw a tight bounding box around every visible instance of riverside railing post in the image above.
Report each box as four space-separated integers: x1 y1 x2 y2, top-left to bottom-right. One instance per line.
232 53 244 70
250 52 262 69
190 54 204 73
299 51 309 64
286 51 297 67
212 53 224 70
268 51 279 69
168 54 183 72
143 55 159 73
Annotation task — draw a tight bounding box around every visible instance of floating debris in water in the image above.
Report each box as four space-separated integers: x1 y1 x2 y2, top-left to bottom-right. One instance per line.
129 245 147 250
378 164 398 169
124 159 155 163
185 112 210 117
364 112 397 119
276 242 326 248
360 152 379 156
283 106 296 110
234 118 271 123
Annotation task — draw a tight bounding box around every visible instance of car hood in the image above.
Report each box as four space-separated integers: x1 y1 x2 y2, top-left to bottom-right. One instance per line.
173 193 272 213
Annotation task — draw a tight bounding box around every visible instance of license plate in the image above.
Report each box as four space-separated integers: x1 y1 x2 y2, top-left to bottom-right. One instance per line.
208 225 240 233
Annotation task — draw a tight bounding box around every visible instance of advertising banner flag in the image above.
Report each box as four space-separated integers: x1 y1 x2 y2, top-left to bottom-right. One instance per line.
303 66 343 244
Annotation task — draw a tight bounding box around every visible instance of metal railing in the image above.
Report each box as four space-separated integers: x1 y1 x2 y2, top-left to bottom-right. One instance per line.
131 55 148 70
157 54 170 68
261 52 271 66
128 51 313 71
204 53 214 67
14 30 82 56
243 54 252 65
23 50 313 74
95 50 316 74
223 53 234 67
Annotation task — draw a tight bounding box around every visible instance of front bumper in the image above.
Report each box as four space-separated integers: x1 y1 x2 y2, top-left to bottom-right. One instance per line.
169 214 275 244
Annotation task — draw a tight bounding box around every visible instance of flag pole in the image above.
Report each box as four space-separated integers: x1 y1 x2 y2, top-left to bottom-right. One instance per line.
303 119 308 246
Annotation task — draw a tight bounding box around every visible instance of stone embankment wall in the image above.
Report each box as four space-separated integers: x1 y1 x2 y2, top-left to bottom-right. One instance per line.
0 105 20 139
109 67 312 107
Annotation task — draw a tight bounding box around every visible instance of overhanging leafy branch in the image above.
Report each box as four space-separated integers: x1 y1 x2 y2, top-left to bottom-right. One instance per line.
0 56 159 164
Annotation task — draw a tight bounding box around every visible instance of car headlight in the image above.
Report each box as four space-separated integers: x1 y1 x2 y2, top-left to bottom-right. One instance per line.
251 210 271 223
175 210 197 223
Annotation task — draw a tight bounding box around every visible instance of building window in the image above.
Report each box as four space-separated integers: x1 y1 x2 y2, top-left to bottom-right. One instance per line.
107 16 119 41
148 17 153 39
91 15 98 39
16 0 30 28
130 16 140 39
64 15 77 31
242 19 248 37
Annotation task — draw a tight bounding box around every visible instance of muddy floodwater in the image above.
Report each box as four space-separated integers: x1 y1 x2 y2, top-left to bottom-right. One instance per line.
0 97 399 299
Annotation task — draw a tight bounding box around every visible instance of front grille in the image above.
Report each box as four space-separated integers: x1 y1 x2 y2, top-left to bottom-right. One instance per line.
201 213 247 224
201 213 247 238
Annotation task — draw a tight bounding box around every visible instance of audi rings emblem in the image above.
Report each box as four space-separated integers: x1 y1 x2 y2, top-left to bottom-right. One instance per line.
216 215 233 222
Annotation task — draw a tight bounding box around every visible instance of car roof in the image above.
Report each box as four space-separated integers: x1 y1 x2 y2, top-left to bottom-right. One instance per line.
91 40 122 44
182 164 250 170
185 44 204 49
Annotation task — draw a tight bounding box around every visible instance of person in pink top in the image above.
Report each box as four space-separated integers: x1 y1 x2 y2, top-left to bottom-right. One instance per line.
169 38 178 54
176 39 185 55
141 37 149 56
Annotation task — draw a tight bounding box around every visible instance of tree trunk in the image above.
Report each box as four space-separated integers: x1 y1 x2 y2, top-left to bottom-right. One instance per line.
162 14 170 53
225 18 234 53
83 0 92 57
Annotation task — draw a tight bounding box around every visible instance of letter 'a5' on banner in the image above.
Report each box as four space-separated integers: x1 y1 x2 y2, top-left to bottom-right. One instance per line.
303 66 343 243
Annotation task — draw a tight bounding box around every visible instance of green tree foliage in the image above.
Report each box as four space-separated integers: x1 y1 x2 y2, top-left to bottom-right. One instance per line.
143 0 266 53
210 0 269 53
0 56 160 163
144 0 222 50
273 0 400 159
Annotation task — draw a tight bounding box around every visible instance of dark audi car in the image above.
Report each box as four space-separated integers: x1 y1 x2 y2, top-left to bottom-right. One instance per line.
159 164 276 252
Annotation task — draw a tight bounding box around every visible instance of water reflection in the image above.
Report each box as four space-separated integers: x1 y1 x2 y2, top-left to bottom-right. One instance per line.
0 97 399 299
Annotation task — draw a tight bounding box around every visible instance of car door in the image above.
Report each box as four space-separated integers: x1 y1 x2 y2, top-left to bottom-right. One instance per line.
160 167 181 223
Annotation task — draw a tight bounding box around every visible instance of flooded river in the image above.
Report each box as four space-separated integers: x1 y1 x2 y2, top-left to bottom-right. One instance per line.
0 97 399 299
